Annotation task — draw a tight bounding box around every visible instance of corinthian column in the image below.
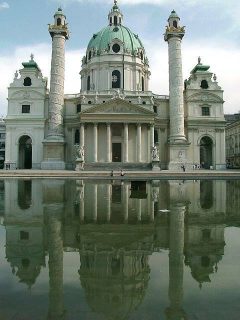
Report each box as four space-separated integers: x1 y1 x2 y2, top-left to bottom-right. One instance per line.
93 124 98 163
124 123 129 163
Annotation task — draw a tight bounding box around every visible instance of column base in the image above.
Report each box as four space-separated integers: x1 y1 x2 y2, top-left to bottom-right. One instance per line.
75 159 84 171
168 143 191 171
152 160 161 171
41 140 65 170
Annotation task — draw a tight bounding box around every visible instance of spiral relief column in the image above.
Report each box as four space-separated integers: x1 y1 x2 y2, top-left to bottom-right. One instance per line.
42 8 69 170
164 11 190 170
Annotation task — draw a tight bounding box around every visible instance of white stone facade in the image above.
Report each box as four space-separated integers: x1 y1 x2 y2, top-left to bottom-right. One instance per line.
4 4 226 170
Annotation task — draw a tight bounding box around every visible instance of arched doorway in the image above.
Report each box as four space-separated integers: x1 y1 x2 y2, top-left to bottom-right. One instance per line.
19 135 32 169
200 136 213 169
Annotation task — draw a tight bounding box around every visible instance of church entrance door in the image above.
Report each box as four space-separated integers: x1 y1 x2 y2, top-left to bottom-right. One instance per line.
200 136 213 169
112 143 122 162
19 135 32 169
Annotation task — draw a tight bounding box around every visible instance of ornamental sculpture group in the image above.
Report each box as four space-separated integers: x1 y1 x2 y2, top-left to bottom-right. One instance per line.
152 145 160 171
75 145 85 170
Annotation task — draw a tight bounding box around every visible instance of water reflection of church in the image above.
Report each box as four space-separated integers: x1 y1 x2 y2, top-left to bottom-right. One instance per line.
1 178 236 319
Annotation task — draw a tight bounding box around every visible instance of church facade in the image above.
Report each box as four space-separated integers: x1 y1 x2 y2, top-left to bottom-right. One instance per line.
4 2 226 170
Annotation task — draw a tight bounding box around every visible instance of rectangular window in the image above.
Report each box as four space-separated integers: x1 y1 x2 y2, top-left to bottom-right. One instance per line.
22 105 30 113
77 104 81 113
202 106 210 116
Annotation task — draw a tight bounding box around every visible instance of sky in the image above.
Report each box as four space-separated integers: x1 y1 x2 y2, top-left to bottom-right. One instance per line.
0 0 240 116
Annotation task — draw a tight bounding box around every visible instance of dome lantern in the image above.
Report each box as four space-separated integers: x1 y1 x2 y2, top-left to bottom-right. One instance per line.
108 0 123 26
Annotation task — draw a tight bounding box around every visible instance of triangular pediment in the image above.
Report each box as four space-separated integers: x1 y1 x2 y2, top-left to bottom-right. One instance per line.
186 92 223 103
82 98 154 115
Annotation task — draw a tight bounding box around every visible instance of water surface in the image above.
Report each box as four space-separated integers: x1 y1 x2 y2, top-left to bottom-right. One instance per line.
0 179 239 320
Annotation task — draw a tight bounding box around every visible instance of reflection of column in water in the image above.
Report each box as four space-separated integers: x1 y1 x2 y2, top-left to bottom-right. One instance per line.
47 208 64 320
137 199 142 221
123 182 129 223
166 191 186 319
76 180 85 223
147 182 155 222
106 184 111 222
93 184 97 222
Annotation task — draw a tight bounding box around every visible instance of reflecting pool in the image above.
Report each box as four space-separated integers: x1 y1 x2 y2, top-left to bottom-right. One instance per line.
0 179 240 320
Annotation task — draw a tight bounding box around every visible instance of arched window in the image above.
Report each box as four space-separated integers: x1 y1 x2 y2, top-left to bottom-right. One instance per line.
57 18 61 26
23 77 32 87
75 129 80 144
119 17 122 24
153 105 157 113
110 17 112 25
112 70 121 89
76 104 81 113
154 130 159 144
140 51 143 60
114 16 118 26
142 76 145 91
87 76 90 91
88 51 92 61
173 20 178 28
201 80 209 89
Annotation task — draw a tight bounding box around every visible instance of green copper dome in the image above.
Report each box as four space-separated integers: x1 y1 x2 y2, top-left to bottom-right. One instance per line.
87 25 144 55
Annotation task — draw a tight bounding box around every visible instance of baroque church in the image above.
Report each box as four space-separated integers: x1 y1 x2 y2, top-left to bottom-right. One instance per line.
4 1 226 170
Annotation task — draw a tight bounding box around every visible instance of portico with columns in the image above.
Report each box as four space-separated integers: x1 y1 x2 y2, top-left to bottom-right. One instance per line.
74 98 155 167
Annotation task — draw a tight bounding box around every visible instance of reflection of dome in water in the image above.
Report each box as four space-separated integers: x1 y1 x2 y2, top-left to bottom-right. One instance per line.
78 229 153 320
15 260 41 288
6 241 45 288
10 258 42 288
80 253 149 320
185 252 223 286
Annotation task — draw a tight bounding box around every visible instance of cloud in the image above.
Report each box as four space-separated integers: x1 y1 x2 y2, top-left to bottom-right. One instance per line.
0 44 83 116
0 2 9 10
0 38 239 117
148 38 240 114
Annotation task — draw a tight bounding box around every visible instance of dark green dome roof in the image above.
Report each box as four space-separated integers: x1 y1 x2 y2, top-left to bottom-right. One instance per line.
87 25 145 55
